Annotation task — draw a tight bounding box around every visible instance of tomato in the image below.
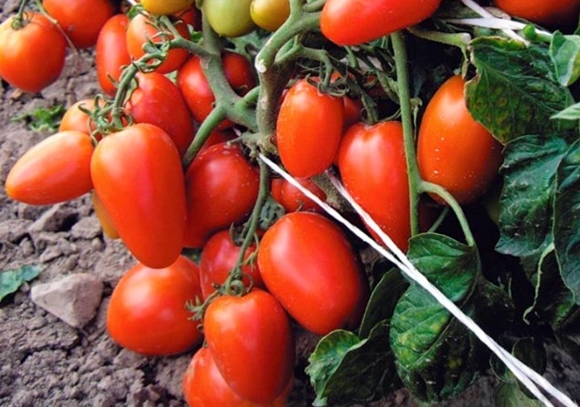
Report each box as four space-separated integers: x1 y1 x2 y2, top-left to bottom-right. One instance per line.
199 229 263 300
250 0 290 32
321 0 442 46
184 142 260 248
106 255 203 356
5 131 94 205
0 13 67 93
96 13 131 96
126 72 195 157
257 212 370 335
270 177 326 213
44 0 117 48
126 12 189 74
493 0 580 29
177 51 257 128
417 75 504 205
337 121 411 251
59 99 100 135
204 289 295 403
203 0 256 37
183 347 293 407
276 78 344 178
90 123 186 268
91 191 119 239
140 0 194 15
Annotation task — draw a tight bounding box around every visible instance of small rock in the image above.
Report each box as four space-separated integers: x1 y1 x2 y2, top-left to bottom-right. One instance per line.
30 273 104 328
28 205 78 233
71 217 102 240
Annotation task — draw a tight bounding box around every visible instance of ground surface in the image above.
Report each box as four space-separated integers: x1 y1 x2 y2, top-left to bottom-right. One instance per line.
1 2 579 406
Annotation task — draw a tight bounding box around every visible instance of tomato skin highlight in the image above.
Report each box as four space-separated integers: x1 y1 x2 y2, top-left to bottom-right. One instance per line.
321 0 442 46
417 75 504 205
257 212 370 335
494 0 580 29
276 78 344 178
90 123 187 268
96 13 131 96
338 121 411 251
5 131 94 205
204 289 295 404
0 13 67 93
106 255 203 356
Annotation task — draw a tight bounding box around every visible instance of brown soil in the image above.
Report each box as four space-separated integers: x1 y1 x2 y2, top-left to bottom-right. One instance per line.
1 2 579 406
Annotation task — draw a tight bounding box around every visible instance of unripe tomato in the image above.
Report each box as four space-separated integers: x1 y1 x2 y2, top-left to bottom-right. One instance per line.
0 13 67 93
107 256 203 356
5 131 94 205
276 78 344 178
204 289 295 403
91 191 119 239
417 75 503 205
257 212 370 335
321 0 442 46
494 0 580 29
251 0 290 32
96 13 131 96
203 0 256 37
43 0 117 48
337 121 411 251
141 0 194 15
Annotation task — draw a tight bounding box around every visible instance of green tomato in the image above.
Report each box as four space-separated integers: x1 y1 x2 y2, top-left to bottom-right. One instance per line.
203 0 256 37
251 0 290 32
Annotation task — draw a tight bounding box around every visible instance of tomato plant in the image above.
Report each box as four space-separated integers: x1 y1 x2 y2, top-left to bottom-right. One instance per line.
0 12 67 93
107 255 203 356
493 0 580 29
257 212 370 335
90 123 187 268
96 13 131 96
203 0 256 37
417 75 504 205
5 131 94 205
203 289 295 403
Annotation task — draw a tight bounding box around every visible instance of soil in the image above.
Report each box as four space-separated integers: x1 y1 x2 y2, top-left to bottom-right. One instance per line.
1 2 579 406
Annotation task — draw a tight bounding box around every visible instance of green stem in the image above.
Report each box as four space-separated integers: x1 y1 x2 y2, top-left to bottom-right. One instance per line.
181 106 228 169
391 32 421 238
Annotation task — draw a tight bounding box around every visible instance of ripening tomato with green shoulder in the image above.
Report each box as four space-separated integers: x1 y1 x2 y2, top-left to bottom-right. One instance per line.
203 289 295 403
203 0 256 37
140 0 194 15
417 75 504 205
494 0 580 29
276 78 344 178
337 121 411 251
43 0 117 48
90 123 187 269
257 212 370 335
5 131 94 205
250 0 290 32
321 0 442 46
0 12 67 93
106 255 203 356
96 13 131 96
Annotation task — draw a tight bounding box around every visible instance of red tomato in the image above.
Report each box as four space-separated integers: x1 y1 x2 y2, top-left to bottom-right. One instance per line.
126 12 190 74
257 212 370 335
126 72 195 157
337 121 411 251
90 123 187 268
184 142 260 248
417 75 503 205
107 255 203 355
276 78 344 177
92 191 119 239
270 177 326 213
177 51 257 128
494 0 580 29
204 290 295 403
44 0 117 48
321 0 442 46
5 131 94 205
0 13 67 93
182 347 293 407
199 229 263 300
96 13 131 96
59 99 100 135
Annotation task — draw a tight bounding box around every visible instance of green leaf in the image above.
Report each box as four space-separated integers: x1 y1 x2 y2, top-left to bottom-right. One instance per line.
11 105 66 133
496 135 570 258
306 322 396 406
552 102 580 120
554 139 580 303
494 382 544 407
466 37 574 144
550 32 580 86
389 233 484 403
0 265 42 303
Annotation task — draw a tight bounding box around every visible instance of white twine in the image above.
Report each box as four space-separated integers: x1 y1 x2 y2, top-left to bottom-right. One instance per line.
459 0 527 43
259 154 577 407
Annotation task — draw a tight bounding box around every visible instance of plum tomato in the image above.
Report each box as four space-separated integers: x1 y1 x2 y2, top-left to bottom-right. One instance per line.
494 0 580 29
270 177 327 213
96 13 131 96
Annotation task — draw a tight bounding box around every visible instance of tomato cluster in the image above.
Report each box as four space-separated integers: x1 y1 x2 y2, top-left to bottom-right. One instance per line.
2 0 577 405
